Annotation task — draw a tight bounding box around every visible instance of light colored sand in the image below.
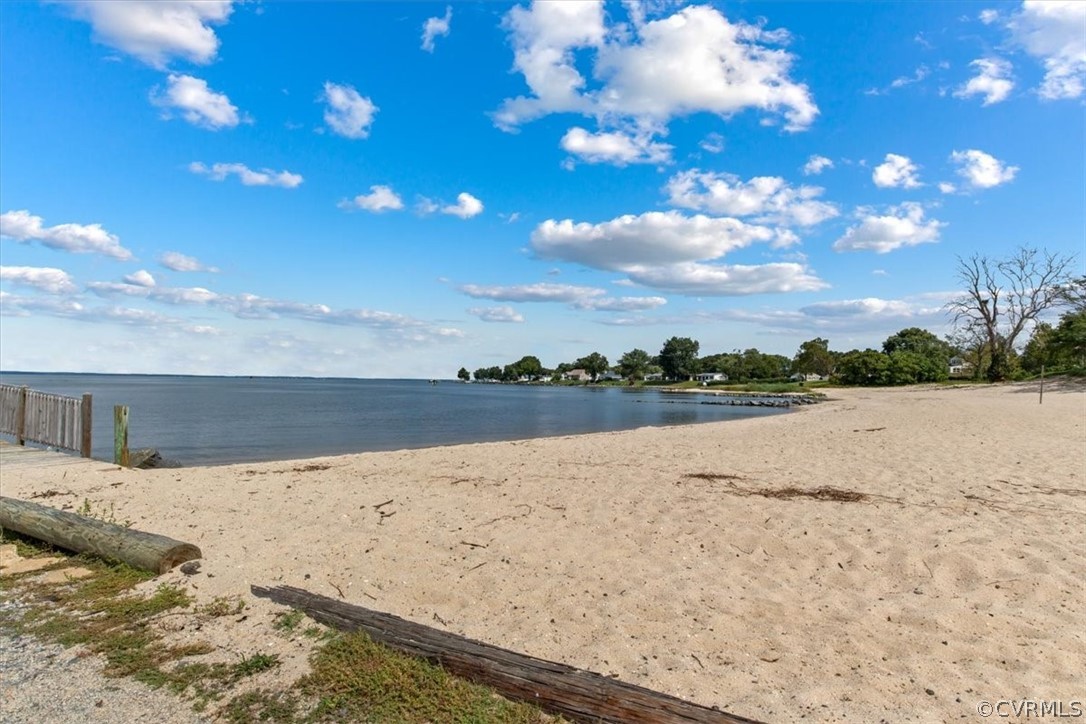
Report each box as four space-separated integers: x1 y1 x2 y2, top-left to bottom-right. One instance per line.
2 381 1083 722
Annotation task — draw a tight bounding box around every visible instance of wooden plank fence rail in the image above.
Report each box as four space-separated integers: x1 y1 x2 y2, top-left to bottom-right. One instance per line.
252 585 763 724
0 384 93 458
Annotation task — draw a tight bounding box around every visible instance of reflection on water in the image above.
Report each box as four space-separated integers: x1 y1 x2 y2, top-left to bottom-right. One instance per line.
660 408 701 425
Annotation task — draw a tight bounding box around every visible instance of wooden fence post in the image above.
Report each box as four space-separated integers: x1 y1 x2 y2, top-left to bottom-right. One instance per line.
114 405 129 467
81 393 93 458
15 386 27 446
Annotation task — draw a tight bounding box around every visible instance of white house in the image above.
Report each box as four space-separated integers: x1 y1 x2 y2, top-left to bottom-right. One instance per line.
790 373 827 382
948 356 973 376
562 368 592 382
695 372 727 382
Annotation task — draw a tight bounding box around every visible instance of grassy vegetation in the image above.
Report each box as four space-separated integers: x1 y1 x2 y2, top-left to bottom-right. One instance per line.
1 530 556 722
298 631 551 724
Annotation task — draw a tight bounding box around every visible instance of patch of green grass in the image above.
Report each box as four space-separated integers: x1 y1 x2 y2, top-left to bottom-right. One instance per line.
4 546 560 723
198 595 246 617
0 528 59 559
77 498 133 528
273 608 305 634
235 653 281 677
162 652 282 710
299 631 551 723
220 689 300 723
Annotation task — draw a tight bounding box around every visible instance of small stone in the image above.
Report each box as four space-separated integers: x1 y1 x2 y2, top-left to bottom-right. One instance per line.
925 688 935 696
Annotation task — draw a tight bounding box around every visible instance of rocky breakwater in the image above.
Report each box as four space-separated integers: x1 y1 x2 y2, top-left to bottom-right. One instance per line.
661 389 825 408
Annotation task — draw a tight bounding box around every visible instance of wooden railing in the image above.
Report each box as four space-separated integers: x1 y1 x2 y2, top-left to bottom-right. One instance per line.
0 385 92 457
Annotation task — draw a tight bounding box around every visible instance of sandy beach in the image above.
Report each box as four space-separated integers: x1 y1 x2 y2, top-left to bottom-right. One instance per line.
2 381 1083 722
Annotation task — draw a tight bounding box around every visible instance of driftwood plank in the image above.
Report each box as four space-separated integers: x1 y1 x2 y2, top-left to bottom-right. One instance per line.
0 496 200 574
251 584 762 723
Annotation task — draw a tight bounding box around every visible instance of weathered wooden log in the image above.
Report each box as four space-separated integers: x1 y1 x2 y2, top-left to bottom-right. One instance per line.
251 584 762 724
0 496 200 574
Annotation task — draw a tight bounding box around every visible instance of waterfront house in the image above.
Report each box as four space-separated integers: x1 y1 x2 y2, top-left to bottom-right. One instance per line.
695 372 727 382
948 356 973 376
563 369 593 382
790 373 827 382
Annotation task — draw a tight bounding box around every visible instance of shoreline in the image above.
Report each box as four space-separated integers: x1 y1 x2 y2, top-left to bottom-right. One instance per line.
2 381 1083 722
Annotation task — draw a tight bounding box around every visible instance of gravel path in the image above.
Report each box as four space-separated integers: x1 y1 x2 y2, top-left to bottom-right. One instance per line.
0 599 208 724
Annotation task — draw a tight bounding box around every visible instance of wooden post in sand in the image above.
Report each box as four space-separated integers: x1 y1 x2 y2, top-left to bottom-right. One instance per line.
1039 365 1044 405
114 404 129 467
15 385 27 446
0 496 201 574
80 393 93 458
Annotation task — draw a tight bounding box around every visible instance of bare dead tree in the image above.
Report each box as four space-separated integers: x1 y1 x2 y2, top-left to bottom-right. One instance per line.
947 247 1077 381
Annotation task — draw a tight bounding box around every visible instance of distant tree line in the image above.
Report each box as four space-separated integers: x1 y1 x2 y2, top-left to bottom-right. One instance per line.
457 247 1082 387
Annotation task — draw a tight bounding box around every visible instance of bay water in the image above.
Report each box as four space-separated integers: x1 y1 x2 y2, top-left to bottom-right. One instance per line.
0 373 787 466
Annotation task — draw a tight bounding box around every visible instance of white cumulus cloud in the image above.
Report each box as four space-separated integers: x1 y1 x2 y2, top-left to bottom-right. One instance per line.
123 270 156 287
459 282 669 311
833 203 944 253
622 261 827 296
954 58 1015 105
467 306 524 323
699 132 725 154
64 0 233 68
802 155 834 175
159 251 217 273
459 282 603 304
494 2 817 165
664 170 838 227
152 74 242 129
421 6 452 52
0 209 132 260
321 82 378 139
188 162 302 188
442 192 484 219
800 297 914 318
572 295 668 311
560 127 672 165
0 266 78 294
950 149 1019 189
532 211 776 270
872 153 922 189
339 185 404 212
1008 0 1086 100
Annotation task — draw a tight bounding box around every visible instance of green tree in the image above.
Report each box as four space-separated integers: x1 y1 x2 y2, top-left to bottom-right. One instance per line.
658 337 700 380
948 246 1077 381
512 355 544 380
1052 310 1086 367
617 348 652 381
836 349 890 386
574 352 610 381
457 367 470 381
793 337 834 377
882 328 951 382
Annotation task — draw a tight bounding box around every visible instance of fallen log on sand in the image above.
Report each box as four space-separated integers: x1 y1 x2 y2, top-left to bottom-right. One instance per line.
0 496 201 574
252 584 762 724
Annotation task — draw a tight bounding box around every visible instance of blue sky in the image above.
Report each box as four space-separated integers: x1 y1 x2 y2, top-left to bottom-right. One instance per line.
1 1 1083 378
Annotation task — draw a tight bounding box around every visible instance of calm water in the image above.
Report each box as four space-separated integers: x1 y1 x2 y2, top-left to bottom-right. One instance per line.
0 373 787 465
